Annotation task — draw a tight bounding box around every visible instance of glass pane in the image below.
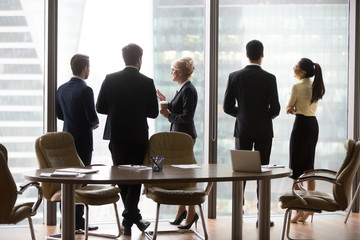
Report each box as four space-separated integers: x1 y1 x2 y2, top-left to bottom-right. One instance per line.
218 0 349 216
0 0 45 224
58 0 205 222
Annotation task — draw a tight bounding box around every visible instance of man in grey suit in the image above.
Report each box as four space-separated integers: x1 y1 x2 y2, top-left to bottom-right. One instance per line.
96 43 158 236
223 40 280 227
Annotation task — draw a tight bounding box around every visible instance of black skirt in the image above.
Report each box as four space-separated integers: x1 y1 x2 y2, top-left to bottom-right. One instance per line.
289 114 319 179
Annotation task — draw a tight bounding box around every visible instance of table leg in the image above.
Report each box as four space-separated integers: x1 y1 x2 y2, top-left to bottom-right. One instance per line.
258 179 271 240
61 183 75 240
232 181 243 240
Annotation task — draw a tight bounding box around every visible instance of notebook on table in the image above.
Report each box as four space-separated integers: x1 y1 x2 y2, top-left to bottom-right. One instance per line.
230 150 270 173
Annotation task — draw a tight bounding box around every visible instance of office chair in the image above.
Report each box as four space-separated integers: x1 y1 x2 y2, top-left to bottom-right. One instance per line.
0 143 43 240
279 139 360 240
143 132 213 240
35 132 121 239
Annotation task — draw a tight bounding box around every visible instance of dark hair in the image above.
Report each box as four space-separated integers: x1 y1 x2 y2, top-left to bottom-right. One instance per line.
298 58 325 104
70 54 89 76
246 40 264 61
122 43 143 66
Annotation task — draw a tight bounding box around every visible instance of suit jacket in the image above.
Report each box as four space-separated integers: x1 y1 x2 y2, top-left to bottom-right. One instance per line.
168 81 198 139
56 77 99 153
223 65 280 139
96 67 159 144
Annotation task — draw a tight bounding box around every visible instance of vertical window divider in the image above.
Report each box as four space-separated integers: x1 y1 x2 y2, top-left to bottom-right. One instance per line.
204 0 219 219
348 0 360 214
44 0 58 225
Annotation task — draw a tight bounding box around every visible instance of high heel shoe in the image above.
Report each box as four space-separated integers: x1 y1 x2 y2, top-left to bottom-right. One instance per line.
169 210 187 225
178 213 199 229
290 211 304 223
303 211 314 223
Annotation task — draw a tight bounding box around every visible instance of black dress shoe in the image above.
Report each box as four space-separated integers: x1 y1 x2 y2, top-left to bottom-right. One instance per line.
135 219 151 232
170 210 187 225
256 220 274 228
75 222 99 231
122 226 131 236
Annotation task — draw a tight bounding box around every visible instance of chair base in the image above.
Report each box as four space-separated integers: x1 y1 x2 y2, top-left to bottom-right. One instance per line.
145 228 205 240
145 203 208 240
281 208 322 240
47 202 121 240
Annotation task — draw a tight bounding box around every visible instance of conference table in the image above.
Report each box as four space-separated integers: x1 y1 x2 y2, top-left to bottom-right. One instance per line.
23 164 291 240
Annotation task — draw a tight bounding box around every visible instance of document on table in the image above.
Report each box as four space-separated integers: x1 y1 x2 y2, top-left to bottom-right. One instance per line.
40 172 86 177
171 164 201 169
262 164 285 169
55 168 99 174
118 165 152 171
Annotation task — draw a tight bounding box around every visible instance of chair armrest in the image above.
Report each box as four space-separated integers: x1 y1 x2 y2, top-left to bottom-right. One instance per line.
18 182 43 214
291 175 341 206
301 169 337 177
205 182 214 196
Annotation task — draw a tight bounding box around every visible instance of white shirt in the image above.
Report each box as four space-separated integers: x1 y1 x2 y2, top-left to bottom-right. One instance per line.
286 78 318 116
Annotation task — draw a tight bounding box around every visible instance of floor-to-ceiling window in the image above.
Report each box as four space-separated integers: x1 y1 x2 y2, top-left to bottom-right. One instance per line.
2 0 353 226
217 0 349 216
0 0 45 223
57 0 206 222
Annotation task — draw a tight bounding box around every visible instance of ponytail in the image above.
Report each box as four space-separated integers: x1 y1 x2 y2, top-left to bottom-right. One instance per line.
310 63 325 104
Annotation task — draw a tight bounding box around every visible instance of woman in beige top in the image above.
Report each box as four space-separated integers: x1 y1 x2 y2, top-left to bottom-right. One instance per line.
286 58 325 223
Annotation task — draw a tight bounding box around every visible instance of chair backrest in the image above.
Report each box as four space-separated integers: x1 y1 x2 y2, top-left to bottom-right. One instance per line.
35 132 84 200
144 132 196 190
0 144 17 224
333 139 360 210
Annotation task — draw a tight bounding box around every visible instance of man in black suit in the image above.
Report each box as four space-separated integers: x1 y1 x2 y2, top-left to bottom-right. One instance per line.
96 43 158 236
223 40 280 227
56 54 99 231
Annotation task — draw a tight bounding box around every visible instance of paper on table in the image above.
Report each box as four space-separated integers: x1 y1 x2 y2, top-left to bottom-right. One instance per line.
55 168 99 174
262 164 285 169
40 172 86 177
171 164 201 169
118 165 152 170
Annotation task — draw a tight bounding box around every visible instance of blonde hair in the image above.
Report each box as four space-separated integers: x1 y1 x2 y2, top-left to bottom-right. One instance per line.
172 57 195 79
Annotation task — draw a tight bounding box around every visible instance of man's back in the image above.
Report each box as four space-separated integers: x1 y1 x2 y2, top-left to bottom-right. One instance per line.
96 67 159 144
223 65 280 139
57 77 98 151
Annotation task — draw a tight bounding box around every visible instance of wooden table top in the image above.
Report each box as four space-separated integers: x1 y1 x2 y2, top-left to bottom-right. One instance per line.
23 164 291 184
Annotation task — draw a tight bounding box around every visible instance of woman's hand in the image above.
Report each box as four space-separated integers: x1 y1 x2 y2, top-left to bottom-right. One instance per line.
286 107 295 114
160 109 170 118
157 89 166 101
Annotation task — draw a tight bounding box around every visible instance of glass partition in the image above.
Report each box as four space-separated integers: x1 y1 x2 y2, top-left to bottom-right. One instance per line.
0 0 45 224
217 0 349 216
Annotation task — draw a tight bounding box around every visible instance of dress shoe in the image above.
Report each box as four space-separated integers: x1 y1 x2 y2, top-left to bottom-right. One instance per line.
75 222 99 231
122 226 131 236
178 213 199 229
135 219 151 232
256 220 274 228
170 210 187 225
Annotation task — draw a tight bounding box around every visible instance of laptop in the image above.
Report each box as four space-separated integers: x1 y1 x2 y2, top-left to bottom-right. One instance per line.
230 150 270 173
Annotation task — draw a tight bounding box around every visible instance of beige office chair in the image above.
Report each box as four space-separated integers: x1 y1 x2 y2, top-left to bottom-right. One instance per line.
35 132 121 239
0 143 43 240
143 132 213 240
279 139 360 240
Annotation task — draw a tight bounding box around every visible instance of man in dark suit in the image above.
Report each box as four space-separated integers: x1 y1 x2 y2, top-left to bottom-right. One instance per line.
223 40 280 227
96 43 158 236
56 54 99 231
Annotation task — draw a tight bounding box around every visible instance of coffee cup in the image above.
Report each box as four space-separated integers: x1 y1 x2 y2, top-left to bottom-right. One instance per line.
160 101 168 110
